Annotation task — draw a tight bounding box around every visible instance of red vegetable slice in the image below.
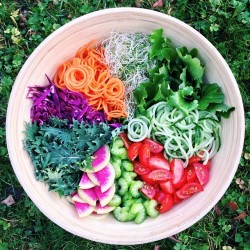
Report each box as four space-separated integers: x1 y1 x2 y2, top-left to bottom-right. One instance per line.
154 190 167 204
119 132 132 150
148 155 170 170
173 169 187 189
180 182 204 195
139 143 151 167
158 194 174 213
193 163 210 185
173 192 183 204
143 138 164 153
186 166 197 183
128 142 142 161
132 161 151 175
175 189 192 200
188 155 201 165
140 183 157 199
147 169 173 182
170 159 184 185
160 181 175 194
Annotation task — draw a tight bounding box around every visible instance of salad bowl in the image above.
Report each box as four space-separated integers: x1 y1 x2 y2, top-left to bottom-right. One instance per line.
6 7 245 244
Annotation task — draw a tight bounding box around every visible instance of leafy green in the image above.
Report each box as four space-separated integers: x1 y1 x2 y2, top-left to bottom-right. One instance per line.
24 118 116 196
134 28 234 119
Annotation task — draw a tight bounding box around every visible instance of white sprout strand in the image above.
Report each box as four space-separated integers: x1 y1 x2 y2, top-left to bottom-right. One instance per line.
102 31 154 120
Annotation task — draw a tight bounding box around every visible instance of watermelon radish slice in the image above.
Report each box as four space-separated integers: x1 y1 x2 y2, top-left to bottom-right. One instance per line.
95 202 115 214
88 163 115 192
87 172 100 186
79 172 96 189
78 187 97 207
74 201 95 218
95 184 116 207
86 145 110 173
71 193 85 203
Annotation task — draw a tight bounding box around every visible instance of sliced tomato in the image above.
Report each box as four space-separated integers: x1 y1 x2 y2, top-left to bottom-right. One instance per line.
193 163 210 185
148 155 170 170
160 181 175 194
173 192 183 204
139 143 151 167
128 142 142 161
140 183 157 199
180 182 204 195
170 159 184 185
119 132 132 150
158 194 174 213
188 155 201 165
186 166 197 183
173 169 187 189
132 161 151 175
143 138 164 153
147 169 173 182
175 189 192 200
154 190 167 204
140 173 156 185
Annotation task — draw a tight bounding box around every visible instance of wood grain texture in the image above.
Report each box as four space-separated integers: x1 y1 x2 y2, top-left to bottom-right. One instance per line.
6 8 245 245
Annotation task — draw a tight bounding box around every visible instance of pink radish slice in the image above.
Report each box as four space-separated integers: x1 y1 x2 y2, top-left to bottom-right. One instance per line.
74 201 95 218
94 184 116 207
79 172 96 189
87 163 115 192
86 145 110 173
71 193 85 203
78 187 97 207
87 172 100 186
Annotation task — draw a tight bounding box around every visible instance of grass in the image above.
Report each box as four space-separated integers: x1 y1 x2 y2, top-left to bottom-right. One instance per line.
0 0 249 249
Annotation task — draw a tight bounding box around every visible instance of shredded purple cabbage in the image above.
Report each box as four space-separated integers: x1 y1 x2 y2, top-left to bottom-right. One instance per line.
27 76 107 125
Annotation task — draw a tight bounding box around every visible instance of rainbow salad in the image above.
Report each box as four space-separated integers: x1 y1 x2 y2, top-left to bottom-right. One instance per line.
24 28 234 223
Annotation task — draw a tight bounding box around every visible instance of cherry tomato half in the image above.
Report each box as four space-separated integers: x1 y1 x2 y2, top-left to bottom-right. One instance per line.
175 189 192 200
143 138 164 153
170 159 184 185
140 183 157 199
148 155 170 171
188 155 201 165
160 181 175 194
173 168 187 189
180 182 204 195
128 142 142 161
132 161 151 175
147 169 173 182
139 143 151 167
158 194 174 213
186 166 197 183
193 163 210 185
154 190 167 204
119 132 132 150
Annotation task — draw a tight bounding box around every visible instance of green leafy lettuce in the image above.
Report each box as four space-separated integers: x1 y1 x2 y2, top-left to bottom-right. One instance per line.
134 28 234 118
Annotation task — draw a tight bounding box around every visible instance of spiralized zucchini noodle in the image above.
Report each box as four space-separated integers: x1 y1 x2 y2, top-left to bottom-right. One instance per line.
127 101 221 167
102 31 155 120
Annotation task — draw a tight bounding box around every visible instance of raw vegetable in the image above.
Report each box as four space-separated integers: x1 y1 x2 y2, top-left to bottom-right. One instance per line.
54 42 127 120
27 76 106 125
24 118 117 196
102 31 155 120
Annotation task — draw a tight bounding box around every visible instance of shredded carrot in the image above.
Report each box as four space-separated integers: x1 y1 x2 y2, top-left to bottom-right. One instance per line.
53 41 127 120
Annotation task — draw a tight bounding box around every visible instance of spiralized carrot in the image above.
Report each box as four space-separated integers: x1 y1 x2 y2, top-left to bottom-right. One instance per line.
53 42 127 120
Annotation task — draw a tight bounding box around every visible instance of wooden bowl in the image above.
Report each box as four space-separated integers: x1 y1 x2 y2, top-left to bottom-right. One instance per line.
6 8 245 245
